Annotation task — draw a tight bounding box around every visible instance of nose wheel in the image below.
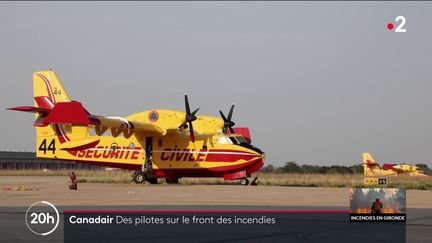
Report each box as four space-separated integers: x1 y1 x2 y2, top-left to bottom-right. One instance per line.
240 178 249 186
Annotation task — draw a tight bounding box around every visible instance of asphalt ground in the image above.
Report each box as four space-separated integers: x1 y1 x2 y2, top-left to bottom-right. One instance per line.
1 176 431 207
0 176 430 243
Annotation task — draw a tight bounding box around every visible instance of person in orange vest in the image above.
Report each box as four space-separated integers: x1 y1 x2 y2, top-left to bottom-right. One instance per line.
69 171 78 190
371 198 383 214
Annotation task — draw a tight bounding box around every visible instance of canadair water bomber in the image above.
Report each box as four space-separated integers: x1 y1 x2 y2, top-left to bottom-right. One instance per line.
8 70 265 185
363 153 427 177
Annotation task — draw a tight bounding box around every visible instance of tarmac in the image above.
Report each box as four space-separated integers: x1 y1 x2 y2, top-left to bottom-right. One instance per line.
1 176 431 208
0 176 431 243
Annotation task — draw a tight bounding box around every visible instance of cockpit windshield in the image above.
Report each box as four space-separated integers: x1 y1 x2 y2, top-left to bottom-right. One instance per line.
235 136 248 144
228 137 238 145
216 135 262 154
218 136 233 145
217 135 250 145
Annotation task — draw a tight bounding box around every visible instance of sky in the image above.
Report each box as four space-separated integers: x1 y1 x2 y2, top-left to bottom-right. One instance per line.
1 2 431 166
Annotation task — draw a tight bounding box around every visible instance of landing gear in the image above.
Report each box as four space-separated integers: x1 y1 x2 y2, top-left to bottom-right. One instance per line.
240 178 249 186
165 178 179 184
131 136 159 185
133 171 146 184
250 176 259 186
131 171 158 184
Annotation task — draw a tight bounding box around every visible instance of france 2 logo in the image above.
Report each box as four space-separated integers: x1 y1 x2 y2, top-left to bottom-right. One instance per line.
387 16 406 33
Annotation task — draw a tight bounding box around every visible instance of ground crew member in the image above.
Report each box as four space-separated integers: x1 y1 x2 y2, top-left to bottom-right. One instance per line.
371 198 383 214
69 171 78 190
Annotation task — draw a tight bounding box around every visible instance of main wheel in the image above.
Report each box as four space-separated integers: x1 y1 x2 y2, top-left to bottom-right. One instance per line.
240 178 249 186
133 171 146 184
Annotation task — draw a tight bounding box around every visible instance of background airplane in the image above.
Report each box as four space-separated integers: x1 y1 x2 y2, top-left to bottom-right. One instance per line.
363 152 427 177
8 70 265 185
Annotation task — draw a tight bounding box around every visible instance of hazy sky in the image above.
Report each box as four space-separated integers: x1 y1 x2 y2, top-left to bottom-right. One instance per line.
1 2 431 166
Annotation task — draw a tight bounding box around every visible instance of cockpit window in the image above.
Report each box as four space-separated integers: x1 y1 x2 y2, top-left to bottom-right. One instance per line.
235 136 248 144
228 137 239 145
218 137 232 145
217 136 248 145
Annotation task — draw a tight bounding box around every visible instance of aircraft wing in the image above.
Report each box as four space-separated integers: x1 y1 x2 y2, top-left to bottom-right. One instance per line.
91 116 166 136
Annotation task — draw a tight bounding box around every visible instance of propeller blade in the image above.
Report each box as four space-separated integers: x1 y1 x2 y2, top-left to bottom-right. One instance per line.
182 93 198 144
229 127 235 134
227 103 235 120
219 103 236 134
178 121 187 129
189 121 195 142
184 93 191 115
191 108 200 116
219 110 227 122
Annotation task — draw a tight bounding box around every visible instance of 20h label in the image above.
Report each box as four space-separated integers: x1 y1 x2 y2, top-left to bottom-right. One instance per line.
30 212 56 224
25 201 60 236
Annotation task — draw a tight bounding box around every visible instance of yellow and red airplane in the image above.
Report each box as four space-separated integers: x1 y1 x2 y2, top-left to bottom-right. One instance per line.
8 70 265 185
363 153 427 177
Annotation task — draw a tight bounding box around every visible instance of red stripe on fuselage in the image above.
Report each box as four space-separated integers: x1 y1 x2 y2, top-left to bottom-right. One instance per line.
207 157 262 172
205 150 259 162
157 149 259 163
54 124 68 143
51 157 264 179
52 158 142 171
155 158 264 178
54 124 75 156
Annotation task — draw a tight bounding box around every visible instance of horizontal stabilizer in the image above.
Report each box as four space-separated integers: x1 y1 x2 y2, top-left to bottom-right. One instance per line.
7 106 50 113
45 101 90 125
382 164 394 170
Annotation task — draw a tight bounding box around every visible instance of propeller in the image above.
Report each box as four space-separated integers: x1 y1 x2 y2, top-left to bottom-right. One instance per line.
178 93 200 142
219 103 235 134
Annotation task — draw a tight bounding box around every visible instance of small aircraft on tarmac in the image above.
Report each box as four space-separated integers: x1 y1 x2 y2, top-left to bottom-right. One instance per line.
363 153 427 177
8 70 265 185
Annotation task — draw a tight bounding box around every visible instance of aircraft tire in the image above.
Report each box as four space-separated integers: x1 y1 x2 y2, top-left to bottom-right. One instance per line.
240 178 249 186
133 172 146 184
